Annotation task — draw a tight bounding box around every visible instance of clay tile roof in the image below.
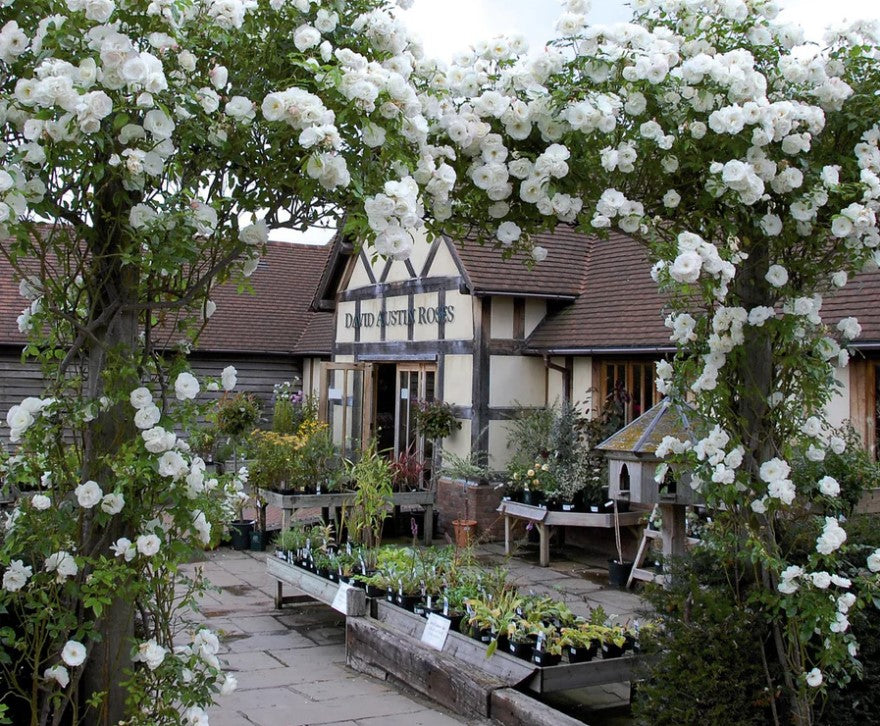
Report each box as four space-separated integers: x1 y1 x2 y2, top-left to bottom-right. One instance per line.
526 230 674 352
821 268 880 345
0 237 332 355
196 241 332 355
454 226 590 298
292 310 334 355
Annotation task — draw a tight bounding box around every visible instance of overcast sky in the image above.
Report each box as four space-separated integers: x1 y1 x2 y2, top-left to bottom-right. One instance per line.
402 0 880 60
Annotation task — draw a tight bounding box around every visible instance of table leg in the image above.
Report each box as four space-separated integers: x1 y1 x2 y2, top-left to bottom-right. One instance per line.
538 523 550 567
423 504 434 545
275 580 283 610
504 515 511 555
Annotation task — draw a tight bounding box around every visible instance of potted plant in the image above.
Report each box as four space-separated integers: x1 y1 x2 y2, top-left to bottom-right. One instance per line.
213 391 262 470
608 499 634 587
344 440 394 549
531 623 564 667
413 399 462 441
228 489 255 551
440 450 492 547
390 446 426 492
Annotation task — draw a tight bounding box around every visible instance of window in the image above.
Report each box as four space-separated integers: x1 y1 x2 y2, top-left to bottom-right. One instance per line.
601 360 662 424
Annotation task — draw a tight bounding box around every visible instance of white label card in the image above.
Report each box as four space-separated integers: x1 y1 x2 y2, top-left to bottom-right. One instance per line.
331 582 354 614
328 387 342 400
400 388 410 400
421 613 451 651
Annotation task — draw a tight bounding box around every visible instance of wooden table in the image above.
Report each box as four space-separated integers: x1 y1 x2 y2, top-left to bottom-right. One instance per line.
498 501 645 567
260 489 436 545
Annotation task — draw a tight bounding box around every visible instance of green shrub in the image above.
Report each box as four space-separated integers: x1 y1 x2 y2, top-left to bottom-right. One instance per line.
633 555 775 726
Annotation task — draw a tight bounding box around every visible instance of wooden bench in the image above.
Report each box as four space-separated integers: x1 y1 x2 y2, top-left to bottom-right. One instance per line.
498 501 645 567
260 489 435 545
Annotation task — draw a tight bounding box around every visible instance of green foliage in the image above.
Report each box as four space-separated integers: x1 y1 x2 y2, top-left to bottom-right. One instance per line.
633 556 775 726
413 399 462 440
345 440 394 548
791 426 880 515
439 450 492 483
214 392 262 440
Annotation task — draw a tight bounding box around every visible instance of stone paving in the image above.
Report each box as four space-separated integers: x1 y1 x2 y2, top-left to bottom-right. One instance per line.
183 540 649 726
183 549 477 726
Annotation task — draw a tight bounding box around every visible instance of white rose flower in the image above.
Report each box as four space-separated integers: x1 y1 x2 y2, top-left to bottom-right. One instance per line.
44 664 70 688
225 96 255 121
111 537 136 562
817 476 840 497
158 450 188 479
670 251 703 283
809 571 831 589
805 668 823 688
134 403 161 430
136 638 167 670
75 480 103 509
220 673 238 695
45 551 78 580
765 264 788 287
3 559 33 592
174 371 199 401
221 365 237 391
6 404 35 433
496 221 521 245
210 65 228 89
239 220 268 246
142 426 176 453
294 24 321 52
816 517 847 555
143 109 175 139
837 317 861 340
101 492 125 515
61 640 87 668
760 213 783 236
31 494 51 511
867 549 880 572
136 533 161 557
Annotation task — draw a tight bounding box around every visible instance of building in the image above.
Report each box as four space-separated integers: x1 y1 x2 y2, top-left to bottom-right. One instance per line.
0 240 334 443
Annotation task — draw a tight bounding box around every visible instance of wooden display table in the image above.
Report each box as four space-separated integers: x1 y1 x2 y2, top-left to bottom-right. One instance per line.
260 489 435 545
498 501 645 567
266 555 367 615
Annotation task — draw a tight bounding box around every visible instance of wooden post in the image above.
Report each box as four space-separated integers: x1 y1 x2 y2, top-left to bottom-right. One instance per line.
504 514 511 555
537 523 550 567
659 503 687 559
423 503 434 544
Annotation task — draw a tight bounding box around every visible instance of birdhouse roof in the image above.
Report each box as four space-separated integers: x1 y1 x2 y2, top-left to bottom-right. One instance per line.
596 399 702 456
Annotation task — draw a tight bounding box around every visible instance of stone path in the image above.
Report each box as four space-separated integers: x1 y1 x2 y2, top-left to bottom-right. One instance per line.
183 542 648 726
183 550 479 726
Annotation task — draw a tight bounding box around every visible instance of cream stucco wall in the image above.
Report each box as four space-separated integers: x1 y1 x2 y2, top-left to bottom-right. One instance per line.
546 356 566 403
572 357 594 407
488 419 516 471
411 291 440 342
336 301 356 343
443 354 473 407
827 365 851 429
491 297 514 339
445 290 473 340
489 356 546 407
442 419 472 462
524 299 546 337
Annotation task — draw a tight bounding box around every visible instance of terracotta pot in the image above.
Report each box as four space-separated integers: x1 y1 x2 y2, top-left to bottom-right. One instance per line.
452 519 477 548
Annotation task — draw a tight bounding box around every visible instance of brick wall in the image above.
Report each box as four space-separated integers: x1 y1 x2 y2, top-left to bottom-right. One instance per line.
436 477 505 542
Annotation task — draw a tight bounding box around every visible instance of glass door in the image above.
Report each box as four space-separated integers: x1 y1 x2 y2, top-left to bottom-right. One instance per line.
395 363 436 488
319 362 373 462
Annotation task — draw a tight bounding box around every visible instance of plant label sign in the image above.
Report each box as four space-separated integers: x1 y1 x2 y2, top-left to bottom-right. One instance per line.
331 582 354 614
421 613 451 651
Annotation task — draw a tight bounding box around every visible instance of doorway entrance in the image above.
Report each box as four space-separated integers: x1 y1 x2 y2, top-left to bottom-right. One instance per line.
319 361 438 486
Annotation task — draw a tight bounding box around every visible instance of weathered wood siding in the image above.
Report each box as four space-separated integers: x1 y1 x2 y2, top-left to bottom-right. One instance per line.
0 351 301 445
0 349 46 445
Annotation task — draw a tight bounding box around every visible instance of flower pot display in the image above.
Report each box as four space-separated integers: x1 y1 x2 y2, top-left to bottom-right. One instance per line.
249 530 267 552
567 642 600 663
229 520 255 551
507 639 535 661
452 519 477 548
608 559 634 587
532 650 562 667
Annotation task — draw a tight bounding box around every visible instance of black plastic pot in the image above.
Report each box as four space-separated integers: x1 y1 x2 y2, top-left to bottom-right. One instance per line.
395 593 420 612
532 650 562 667
439 612 464 632
507 639 535 661
602 641 626 659
249 530 267 551
229 520 254 551
608 559 633 587
567 641 600 663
